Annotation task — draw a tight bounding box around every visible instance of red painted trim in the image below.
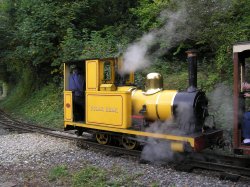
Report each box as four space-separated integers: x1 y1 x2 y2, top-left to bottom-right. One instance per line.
236 145 250 155
194 130 223 152
243 149 250 155
132 115 144 119
194 136 205 152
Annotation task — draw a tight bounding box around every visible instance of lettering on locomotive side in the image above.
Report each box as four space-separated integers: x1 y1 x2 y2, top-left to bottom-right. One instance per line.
90 106 104 112
90 106 118 113
106 107 118 113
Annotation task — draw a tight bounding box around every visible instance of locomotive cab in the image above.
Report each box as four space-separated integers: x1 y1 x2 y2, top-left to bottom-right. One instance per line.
64 60 86 122
64 58 135 124
233 41 250 155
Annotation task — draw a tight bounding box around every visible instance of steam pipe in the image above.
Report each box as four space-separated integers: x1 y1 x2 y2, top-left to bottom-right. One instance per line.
186 49 198 92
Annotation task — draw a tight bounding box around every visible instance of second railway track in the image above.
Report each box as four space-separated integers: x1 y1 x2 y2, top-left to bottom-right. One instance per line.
0 109 250 181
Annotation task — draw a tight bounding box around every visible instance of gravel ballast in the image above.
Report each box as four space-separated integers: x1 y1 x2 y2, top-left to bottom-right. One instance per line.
0 128 9 136
0 132 249 186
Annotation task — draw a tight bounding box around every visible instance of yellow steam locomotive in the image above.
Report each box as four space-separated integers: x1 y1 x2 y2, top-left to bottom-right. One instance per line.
64 50 223 152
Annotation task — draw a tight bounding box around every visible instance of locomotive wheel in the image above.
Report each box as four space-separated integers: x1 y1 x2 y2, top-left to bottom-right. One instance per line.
121 135 138 150
96 133 111 145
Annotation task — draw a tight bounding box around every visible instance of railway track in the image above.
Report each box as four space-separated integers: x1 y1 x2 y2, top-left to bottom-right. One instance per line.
0 109 250 181
0 109 80 139
0 109 141 157
174 152 250 181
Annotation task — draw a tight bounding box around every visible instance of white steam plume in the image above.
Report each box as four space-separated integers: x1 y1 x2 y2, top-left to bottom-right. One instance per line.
121 1 232 74
121 2 190 74
140 121 175 162
140 103 196 162
207 83 233 131
141 139 174 162
121 33 155 74
206 83 234 147
140 119 189 162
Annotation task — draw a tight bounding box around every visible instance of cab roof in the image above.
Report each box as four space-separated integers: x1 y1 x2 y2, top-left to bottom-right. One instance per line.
233 41 250 53
233 41 250 58
63 57 118 65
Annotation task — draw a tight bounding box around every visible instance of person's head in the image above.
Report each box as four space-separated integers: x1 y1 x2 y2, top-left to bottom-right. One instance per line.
73 68 78 74
71 65 78 74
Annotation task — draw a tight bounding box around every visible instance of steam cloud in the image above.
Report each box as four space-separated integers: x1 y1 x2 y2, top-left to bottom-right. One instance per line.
121 2 190 74
140 102 197 162
140 118 189 162
141 121 175 162
120 0 232 74
206 83 234 147
207 83 233 131
175 102 196 133
141 140 174 162
121 33 155 74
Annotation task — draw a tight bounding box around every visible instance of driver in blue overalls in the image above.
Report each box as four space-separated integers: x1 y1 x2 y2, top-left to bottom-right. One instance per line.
69 65 85 121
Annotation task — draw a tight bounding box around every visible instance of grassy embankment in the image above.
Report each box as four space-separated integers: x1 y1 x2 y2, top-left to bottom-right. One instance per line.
0 83 63 129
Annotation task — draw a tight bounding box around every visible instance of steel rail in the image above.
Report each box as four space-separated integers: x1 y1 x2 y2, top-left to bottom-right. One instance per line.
189 159 250 177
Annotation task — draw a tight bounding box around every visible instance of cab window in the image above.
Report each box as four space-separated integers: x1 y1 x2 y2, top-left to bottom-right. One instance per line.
104 61 111 81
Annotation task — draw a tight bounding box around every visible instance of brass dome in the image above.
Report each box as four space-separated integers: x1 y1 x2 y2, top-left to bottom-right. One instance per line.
144 73 163 95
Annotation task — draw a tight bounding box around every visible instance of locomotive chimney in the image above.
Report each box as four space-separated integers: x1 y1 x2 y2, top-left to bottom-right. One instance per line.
186 49 198 92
